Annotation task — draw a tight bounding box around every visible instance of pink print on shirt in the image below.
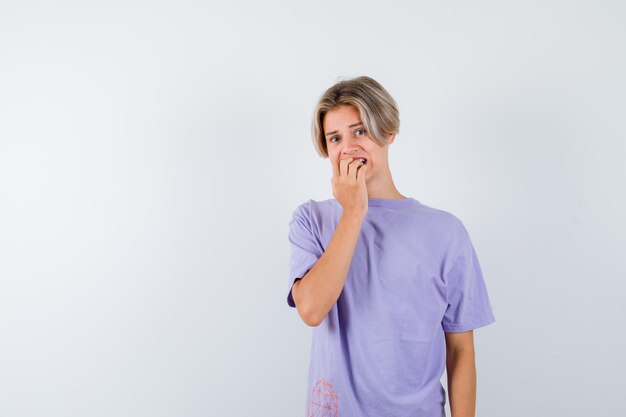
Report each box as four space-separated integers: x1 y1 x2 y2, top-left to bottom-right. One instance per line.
307 378 339 416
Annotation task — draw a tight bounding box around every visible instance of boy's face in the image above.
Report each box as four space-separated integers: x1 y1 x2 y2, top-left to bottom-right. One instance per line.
323 104 393 181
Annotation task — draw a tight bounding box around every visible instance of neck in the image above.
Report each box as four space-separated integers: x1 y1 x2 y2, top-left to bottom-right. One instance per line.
365 168 405 199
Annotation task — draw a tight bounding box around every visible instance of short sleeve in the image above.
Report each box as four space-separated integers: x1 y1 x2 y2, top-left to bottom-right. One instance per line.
287 202 323 308
441 220 496 332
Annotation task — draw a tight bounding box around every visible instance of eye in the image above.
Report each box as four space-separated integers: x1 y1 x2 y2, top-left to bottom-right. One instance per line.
355 128 366 136
329 136 340 143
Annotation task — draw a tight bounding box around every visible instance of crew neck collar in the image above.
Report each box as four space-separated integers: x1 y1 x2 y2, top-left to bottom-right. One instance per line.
367 197 418 208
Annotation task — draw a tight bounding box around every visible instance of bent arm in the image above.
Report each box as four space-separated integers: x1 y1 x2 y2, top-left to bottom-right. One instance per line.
292 210 365 326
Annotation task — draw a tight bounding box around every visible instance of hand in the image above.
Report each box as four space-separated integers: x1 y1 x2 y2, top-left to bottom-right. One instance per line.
331 156 368 216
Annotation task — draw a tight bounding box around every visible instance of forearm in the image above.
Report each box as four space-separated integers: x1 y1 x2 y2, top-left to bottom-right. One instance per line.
446 349 477 417
292 210 365 326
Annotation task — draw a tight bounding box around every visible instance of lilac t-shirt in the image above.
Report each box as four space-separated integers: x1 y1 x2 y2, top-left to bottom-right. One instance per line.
287 197 496 417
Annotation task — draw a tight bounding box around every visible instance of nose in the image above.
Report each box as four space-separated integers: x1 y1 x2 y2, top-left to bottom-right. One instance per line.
341 140 361 155
341 149 360 160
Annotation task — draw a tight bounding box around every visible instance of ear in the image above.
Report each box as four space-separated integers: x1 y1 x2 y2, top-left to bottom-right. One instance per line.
387 132 397 145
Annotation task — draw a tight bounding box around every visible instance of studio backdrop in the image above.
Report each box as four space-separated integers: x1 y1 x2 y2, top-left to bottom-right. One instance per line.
0 1 624 416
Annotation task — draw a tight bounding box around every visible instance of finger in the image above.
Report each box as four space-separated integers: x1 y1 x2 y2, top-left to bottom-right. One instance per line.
331 155 340 179
339 156 353 178
357 161 367 182
348 158 364 179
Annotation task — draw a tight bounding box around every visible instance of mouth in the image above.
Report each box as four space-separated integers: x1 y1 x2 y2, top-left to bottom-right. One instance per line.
343 157 367 164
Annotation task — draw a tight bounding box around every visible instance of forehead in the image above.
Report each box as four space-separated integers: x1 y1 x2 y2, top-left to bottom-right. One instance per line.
323 105 361 130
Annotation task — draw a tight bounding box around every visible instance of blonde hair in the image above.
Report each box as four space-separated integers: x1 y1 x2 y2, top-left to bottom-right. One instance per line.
311 76 400 158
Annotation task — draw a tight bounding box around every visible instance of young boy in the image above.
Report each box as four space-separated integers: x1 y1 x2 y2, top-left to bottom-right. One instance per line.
287 76 496 417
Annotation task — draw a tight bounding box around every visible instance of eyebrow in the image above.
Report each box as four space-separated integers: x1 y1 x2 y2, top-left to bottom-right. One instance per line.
325 122 364 136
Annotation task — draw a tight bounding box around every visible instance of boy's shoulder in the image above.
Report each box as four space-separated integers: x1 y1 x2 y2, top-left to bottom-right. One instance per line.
290 198 340 222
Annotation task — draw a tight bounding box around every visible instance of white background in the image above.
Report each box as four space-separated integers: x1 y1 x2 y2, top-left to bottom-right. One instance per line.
1 1 624 416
